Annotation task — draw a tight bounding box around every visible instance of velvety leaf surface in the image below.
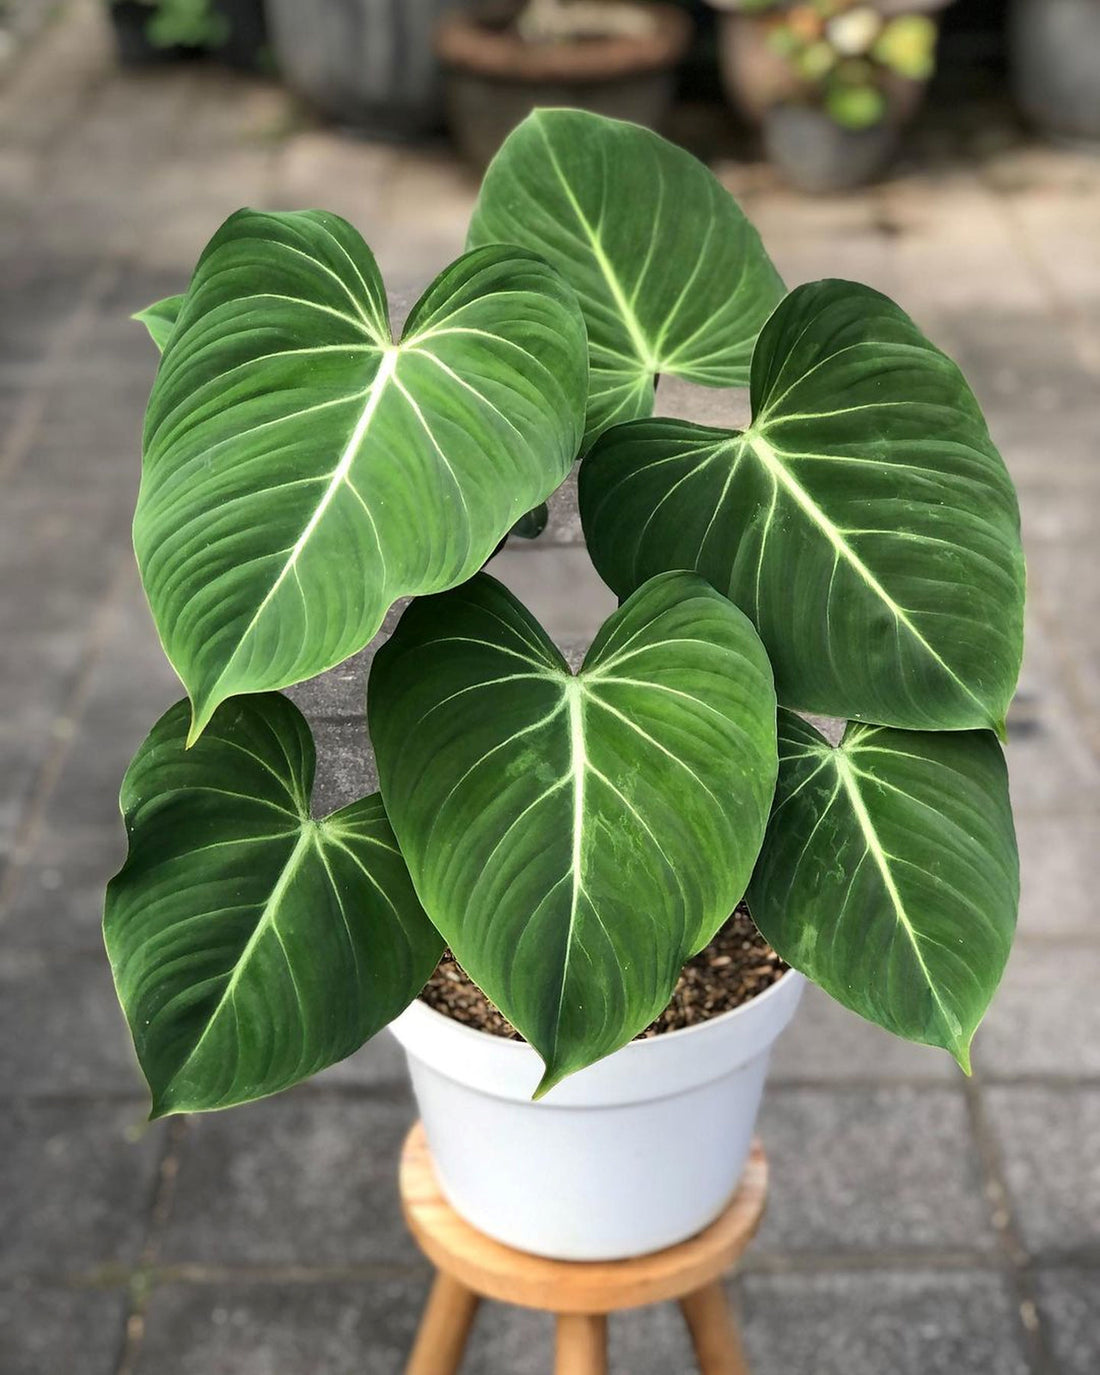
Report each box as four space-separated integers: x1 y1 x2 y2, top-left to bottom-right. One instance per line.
134 293 185 350
104 694 442 1116
368 571 778 1093
135 209 588 741
748 711 1018 1070
580 279 1026 733
468 109 785 447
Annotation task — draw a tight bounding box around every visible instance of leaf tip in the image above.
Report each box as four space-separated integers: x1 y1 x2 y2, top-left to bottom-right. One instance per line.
951 1037 974 1077
993 716 1009 746
532 1062 566 1101
185 694 219 749
147 1092 178 1122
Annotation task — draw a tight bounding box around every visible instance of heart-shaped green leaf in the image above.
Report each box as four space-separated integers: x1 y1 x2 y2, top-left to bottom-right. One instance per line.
580 279 1026 733
368 571 778 1094
136 209 588 742
134 293 185 351
468 109 785 448
748 711 1018 1070
104 693 442 1117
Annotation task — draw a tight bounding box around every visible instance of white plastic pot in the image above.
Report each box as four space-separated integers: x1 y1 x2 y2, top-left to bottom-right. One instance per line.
387 970 805 1261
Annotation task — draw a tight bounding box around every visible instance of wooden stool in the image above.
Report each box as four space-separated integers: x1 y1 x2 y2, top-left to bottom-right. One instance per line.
400 1122 767 1375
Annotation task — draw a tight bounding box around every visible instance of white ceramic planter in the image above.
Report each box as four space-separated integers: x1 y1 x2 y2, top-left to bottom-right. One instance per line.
388 969 805 1261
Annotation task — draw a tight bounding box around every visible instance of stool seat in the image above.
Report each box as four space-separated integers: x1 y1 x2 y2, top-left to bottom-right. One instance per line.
399 1122 767 1374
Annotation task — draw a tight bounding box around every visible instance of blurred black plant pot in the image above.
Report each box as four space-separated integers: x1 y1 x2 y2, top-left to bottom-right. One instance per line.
436 1 693 169
212 0 267 70
1011 0 1100 142
763 102 897 193
265 0 467 138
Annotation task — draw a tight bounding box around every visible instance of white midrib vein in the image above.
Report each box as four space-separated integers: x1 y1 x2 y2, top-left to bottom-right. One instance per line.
165 825 315 1097
832 750 962 1044
200 347 398 725
550 677 588 1059
539 125 657 373
744 426 987 718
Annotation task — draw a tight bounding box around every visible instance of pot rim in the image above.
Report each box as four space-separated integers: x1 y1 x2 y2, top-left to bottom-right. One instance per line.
405 962 804 1054
435 2 693 83
391 966 806 1106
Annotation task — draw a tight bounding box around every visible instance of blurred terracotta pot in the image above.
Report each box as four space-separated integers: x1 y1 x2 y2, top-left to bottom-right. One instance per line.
265 0 467 137
1011 0 1100 143
436 1 693 168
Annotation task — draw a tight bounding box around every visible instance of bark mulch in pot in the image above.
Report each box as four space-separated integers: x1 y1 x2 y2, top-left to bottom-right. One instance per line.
419 904 788 1041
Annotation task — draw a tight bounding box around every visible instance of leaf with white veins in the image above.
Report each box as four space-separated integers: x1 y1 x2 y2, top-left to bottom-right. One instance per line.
580 279 1026 733
469 109 785 447
368 571 778 1094
104 693 442 1116
136 209 588 741
748 710 1018 1069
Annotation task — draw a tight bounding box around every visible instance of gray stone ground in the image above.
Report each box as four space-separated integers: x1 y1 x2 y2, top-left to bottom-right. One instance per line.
1 3 1098 1372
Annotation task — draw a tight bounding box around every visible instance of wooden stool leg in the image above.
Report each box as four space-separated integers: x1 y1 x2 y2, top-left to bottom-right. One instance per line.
406 1272 480 1375
679 1282 750 1375
555 1313 608 1375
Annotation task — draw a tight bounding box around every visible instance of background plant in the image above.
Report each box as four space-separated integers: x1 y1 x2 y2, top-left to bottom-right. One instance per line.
116 0 229 50
724 0 941 127
106 110 1024 1116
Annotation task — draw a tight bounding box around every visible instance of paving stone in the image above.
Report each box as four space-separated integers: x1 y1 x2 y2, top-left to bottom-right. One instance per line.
133 1280 422 1375
0 1100 163 1279
490 545 618 645
1 822 125 951
1006 621 1100 816
1027 539 1100 701
0 1281 128 1375
1017 470 1100 547
0 491 124 639
1034 1268 1100 1375
162 1090 422 1268
739 1270 1030 1375
1015 812 1100 939
135 1277 703 1375
41 581 181 834
985 1087 1100 1259
309 717 379 819
754 1086 994 1256
0 627 87 739
655 375 751 430
313 1027 410 1091
0 950 140 1096
0 731 39 856
465 1293 699 1374
288 648 375 724
0 253 101 375
973 945 1100 1079
771 984 959 1084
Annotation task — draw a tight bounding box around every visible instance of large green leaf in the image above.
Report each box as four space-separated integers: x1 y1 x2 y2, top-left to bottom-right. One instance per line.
136 209 588 743
369 571 778 1094
468 109 785 448
748 711 1018 1070
580 279 1026 734
104 693 442 1117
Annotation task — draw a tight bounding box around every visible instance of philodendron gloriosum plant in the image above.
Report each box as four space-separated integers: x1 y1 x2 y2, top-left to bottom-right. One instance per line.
105 109 1025 1114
